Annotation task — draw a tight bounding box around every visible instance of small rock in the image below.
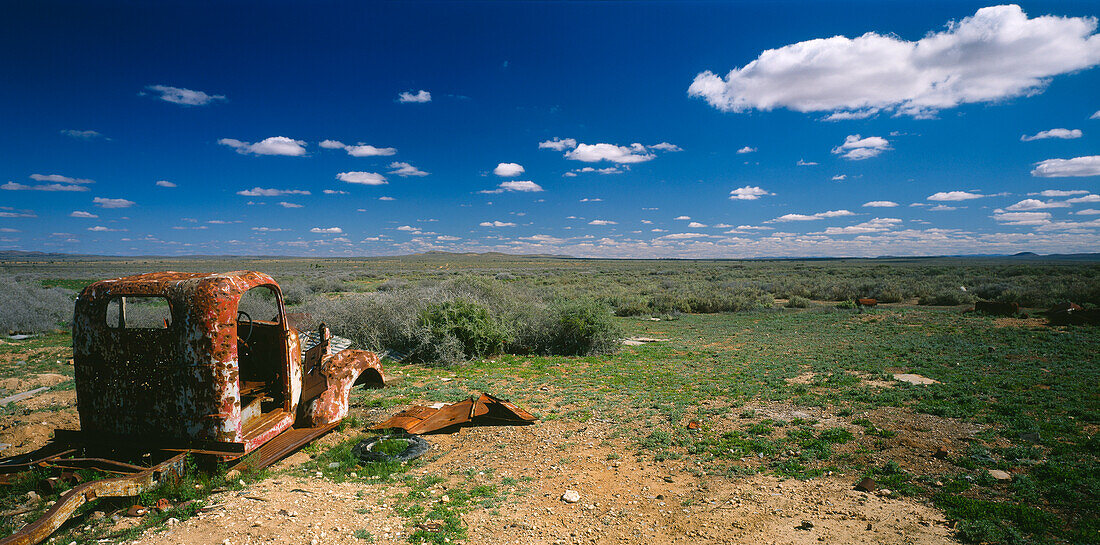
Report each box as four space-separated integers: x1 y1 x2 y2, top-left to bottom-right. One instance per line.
561 490 581 503
854 478 877 492
796 520 814 531
224 469 241 481
663 476 674 483
933 447 949 459
988 469 1012 481
875 488 892 497
25 491 40 503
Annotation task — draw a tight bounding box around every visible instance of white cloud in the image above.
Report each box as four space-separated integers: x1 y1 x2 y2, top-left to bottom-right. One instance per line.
580 198 602 202
251 227 289 232
2 181 89 192
93 197 135 208
396 225 418 232
219 136 307 156
493 162 525 177
437 235 461 241
565 143 654 163
323 189 349 195
832 134 890 160
538 138 577 151
1032 189 1088 197
570 166 624 175
1067 194 1100 203
0 208 36 218
398 90 432 103
1021 128 1083 141
1031 156 1100 177
388 162 429 177
736 146 756 154
1092 110 1100 119
520 234 567 244
155 180 176 188
87 226 122 232
318 140 344 149
993 210 1052 225
61 129 103 140
347 144 397 157
688 5 1100 118
1004 199 1070 210
688 222 708 228
236 187 311 197
379 196 395 201
729 186 771 200
145 84 225 106
649 142 683 152
31 174 94 184
278 202 303 208
337 171 387 185
589 219 617 225
820 217 902 234
1075 209 1100 215
481 180 544 193
797 159 818 166
659 233 709 240
479 221 516 227
771 210 855 222
832 174 847 181
70 210 97 218
310 227 343 234
674 216 691 220
863 201 899 207
821 110 878 121
929 204 959 211
928 191 985 201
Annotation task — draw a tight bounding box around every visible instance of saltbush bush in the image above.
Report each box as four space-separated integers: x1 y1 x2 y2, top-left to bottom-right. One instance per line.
419 300 507 359
786 295 810 308
0 277 74 334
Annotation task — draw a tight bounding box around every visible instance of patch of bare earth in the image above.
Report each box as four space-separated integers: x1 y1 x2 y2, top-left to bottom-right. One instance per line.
0 372 77 455
131 416 954 545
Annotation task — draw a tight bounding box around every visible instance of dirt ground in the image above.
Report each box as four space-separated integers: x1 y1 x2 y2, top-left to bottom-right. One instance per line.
2 366 959 544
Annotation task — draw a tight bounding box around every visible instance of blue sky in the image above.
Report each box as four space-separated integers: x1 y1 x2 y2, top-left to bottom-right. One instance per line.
2 1 1099 257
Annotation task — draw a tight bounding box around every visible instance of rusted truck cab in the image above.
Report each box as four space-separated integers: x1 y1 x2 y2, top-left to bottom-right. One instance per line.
71 271 383 458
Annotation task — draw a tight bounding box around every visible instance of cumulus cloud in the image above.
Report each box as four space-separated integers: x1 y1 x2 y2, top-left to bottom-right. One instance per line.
481 180 544 194
87 226 122 232
379 196 395 201
1032 189 1089 197
569 166 624 175
323 189 349 195
70 211 97 218
566 143 655 164
832 135 890 160
398 90 432 103
521 234 567 244
589 219 618 225
688 5 1100 118
1004 199 1070 210
317 140 397 157
219 137 307 156
674 216 691 221
688 222 708 228
145 84 225 106
278 202 303 208
493 162 525 177
832 174 847 181
736 146 757 154
771 210 855 222
1076 209 1100 215
820 217 902 234
1067 194 1100 203
93 197 135 208
1031 156 1100 177
993 210 1053 225
538 138 577 151
729 186 771 200
251 227 289 232
236 187 310 197
388 162 429 177
649 142 683 152
479 220 516 227
0 207 36 218
60 129 104 140
1092 110 1100 119
1020 128 1083 141
310 227 343 234
155 180 176 188
2 181 89 191
337 171 387 185
863 201 899 207
797 159 818 166
928 191 985 201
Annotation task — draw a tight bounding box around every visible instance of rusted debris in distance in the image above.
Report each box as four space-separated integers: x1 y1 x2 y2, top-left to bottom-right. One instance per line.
373 393 536 434
974 301 1019 316
855 298 877 309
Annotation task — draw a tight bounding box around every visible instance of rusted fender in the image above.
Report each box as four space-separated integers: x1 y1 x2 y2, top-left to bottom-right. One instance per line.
303 349 384 427
0 453 186 545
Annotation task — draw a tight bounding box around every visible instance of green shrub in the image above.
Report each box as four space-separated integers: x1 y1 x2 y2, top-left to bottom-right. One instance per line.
419 300 508 359
516 299 622 356
835 300 857 309
786 295 810 308
918 289 975 306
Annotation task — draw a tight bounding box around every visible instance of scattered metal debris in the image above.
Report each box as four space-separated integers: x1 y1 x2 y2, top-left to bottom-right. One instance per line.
352 435 431 463
855 298 878 309
0 386 49 405
1046 302 1100 325
373 392 536 434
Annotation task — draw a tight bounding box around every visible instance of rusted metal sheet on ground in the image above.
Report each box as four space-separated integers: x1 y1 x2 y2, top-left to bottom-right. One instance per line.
373 393 536 434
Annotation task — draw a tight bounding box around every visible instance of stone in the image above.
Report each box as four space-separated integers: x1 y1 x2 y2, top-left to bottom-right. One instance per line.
854 478 877 492
893 373 939 385
933 447 949 459
561 490 581 503
988 469 1011 481
796 520 814 531
224 469 241 481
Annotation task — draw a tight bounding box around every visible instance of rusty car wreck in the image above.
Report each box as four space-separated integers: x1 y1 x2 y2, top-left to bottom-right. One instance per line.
0 271 387 545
